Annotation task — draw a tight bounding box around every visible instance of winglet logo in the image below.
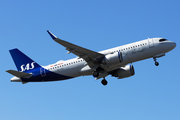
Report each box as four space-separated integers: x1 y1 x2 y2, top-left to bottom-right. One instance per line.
20 62 36 72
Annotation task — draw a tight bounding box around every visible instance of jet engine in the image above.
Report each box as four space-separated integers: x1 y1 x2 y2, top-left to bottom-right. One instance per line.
101 52 123 66
111 65 135 79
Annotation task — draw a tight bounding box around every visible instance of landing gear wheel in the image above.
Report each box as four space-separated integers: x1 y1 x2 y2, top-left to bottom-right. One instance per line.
153 57 159 66
155 62 159 66
93 71 99 77
101 79 108 86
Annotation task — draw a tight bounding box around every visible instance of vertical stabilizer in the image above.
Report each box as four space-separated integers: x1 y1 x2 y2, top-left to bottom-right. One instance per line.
9 49 41 72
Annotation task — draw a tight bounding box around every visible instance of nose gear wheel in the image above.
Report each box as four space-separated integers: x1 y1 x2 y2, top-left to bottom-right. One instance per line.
153 57 159 66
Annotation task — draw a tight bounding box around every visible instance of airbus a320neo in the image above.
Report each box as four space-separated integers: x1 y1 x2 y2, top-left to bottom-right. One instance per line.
6 31 176 85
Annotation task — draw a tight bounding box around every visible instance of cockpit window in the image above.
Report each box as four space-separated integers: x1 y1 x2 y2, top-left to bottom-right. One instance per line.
159 39 167 42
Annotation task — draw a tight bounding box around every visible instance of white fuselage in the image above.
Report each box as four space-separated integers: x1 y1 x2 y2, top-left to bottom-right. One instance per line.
44 38 175 78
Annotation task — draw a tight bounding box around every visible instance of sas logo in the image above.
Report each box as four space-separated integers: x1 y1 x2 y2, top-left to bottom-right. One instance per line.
20 62 36 72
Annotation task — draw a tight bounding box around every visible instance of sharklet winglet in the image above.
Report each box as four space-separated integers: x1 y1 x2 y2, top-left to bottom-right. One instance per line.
47 30 57 40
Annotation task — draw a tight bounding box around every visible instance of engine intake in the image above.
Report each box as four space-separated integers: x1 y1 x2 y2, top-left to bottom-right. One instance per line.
111 65 135 79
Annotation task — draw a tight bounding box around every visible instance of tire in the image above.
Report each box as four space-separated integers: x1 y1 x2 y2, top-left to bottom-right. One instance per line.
93 71 99 77
101 79 108 86
155 62 159 66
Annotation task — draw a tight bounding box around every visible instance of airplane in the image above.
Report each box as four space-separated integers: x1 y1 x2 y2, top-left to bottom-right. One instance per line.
6 31 176 85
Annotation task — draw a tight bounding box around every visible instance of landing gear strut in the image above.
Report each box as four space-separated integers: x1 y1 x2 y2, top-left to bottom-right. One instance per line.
153 57 159 66
101 78 108 86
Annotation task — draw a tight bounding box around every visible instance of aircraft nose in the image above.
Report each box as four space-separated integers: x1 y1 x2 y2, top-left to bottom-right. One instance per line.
168 41 176 51
172 42 176 49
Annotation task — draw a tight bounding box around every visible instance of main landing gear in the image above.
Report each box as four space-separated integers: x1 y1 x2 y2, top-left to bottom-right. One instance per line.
93 71 108 86
153 57 159 66
93 71 99 77
101 78 108 86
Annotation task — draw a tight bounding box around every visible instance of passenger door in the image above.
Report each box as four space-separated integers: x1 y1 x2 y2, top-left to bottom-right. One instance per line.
148 38 154 48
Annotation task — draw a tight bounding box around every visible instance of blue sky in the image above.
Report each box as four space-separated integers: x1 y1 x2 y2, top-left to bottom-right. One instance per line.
1 0 180 120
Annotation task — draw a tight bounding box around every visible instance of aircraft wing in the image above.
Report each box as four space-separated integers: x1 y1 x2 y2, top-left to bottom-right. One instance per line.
47 30 104 68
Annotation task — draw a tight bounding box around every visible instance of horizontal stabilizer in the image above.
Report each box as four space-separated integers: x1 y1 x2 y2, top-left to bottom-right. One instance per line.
6 70 32 78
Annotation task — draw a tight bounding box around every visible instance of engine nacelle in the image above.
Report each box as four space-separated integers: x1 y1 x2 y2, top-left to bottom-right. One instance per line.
111 65 135 79
102 52 123 66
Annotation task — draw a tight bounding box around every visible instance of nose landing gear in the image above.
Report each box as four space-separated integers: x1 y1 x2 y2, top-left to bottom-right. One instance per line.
153 57 159 66
155 62 159 66
153 53 166 66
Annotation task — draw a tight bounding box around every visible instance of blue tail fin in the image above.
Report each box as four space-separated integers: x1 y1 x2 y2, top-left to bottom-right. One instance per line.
9 49 41 72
